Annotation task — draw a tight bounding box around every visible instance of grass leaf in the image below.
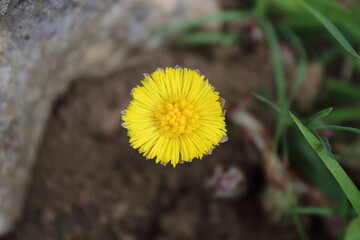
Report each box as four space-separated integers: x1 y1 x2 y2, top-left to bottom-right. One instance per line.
261 19 286 106
305 107 333 124
261 19 288 153
178 32 240 46
325 107 360 124
324 77 360 100
289 112 360 217
157 10 248 35
318 136 333 157
278 24 308 101
290 134 345 204
344 218 360 240
292 213 311 240
313 125 360 135
291 206 335 216
300 1 360 59
288 37 307 100
254 0 268 19
253 92 286 117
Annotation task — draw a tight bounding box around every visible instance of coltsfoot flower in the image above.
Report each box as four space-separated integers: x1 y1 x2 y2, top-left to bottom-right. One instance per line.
122 66 227 167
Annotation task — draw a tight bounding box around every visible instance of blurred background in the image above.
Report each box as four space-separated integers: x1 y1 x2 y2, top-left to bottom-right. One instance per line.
1 0 360 239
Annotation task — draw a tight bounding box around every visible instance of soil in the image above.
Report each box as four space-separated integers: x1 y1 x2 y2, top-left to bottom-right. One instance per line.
3 49 302 240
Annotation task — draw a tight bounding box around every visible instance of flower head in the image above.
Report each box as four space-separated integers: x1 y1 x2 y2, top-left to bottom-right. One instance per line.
122 66 227 167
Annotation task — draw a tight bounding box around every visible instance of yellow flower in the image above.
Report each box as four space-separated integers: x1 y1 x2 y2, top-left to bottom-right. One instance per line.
122 66 227 167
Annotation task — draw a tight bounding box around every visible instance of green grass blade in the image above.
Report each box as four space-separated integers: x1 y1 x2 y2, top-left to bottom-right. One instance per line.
324 77 360 100
253 92 286 116
261 19 286 106
278 25 307 101
344 218 360 240
355 58 360 73
325 107 360 124
178 32 240 46
290 133 346 205
292 213 311 240
282 130 289 162
343 21 360 43
157 10 248 35
262 19 288 153
273 116 289 152
254 0 268 19
300 1 360 59
291 206 335 216
289 112 360 217
253 92 291 153
313 125 360 135
339 192 351 219
316 47 342 65
319 136 334 157
305 107 333 124
289 44 307 101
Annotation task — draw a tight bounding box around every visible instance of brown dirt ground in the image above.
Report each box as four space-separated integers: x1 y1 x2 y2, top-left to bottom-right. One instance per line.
4 48 302 240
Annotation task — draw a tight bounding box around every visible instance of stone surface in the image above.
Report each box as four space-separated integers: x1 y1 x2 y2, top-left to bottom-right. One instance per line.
0 0 11 16
0 0 219 235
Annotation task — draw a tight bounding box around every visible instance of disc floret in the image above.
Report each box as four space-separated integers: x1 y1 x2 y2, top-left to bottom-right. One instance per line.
155 98 200 136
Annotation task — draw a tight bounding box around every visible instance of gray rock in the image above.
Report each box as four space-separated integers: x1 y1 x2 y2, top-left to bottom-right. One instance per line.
0 0 219 235
0 0 10 16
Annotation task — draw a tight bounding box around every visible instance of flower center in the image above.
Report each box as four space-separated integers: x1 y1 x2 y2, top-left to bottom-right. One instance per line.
155 99 200 136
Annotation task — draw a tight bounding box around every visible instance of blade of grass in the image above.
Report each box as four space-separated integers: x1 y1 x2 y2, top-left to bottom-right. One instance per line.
319 136 333 157
278 0 360 32
282 130 289 162
292 213 311 240
324 77 360 100
289 112 360 217
339 193 352 230
343 21 360 43
254 0 268 19
291 206 335 216
289 44 307 101
253 92 286 116
278 25 307 101
254 93 291 155
273 116 289 153
258 24 307 109
261 19 286 106
157 10 248 35
355 56 360 73
273 0 352 17
262 19 288 153
325 107 360 124
279 27 306 163
290 133 345 204
316 46 342 65
313 125 360 135
178 32 240 46
305 107 333 124
344 218 360 240
300 0 360 59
